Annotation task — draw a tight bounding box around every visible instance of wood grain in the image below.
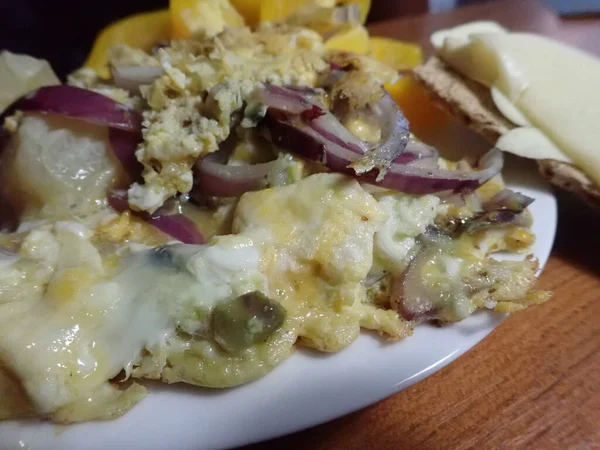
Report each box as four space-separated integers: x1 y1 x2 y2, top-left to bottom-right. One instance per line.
241 1 600 449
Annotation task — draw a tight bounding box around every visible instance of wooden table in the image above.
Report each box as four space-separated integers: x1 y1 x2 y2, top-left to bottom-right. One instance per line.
243 1 600 449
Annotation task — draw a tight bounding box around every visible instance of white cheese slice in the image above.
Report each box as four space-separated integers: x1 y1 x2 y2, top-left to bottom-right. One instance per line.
431 21 508 50
496 127 572 163
435 22 600 185
490 86 530 127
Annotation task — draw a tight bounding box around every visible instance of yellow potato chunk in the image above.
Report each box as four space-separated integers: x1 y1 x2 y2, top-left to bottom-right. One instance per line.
324 24 369 54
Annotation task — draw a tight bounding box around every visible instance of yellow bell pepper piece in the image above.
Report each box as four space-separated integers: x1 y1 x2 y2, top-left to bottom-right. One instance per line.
170 0 245 39
368 36 423 71
85 10 171 79
259 0 335 23
324 24 369 55
385 75 451 135
230 0 261 27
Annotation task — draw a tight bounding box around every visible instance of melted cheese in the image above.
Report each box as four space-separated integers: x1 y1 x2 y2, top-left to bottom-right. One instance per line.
234 173 385 288
373 192 439 274
232 173 395 351
0 224 264 415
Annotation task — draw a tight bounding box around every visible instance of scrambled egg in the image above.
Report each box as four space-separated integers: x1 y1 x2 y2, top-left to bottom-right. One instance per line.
124 24 328 212
0 221 268 421
234 174 385 291
233 173 409 351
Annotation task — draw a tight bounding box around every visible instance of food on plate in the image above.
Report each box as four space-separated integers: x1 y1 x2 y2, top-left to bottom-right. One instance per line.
170 0 245 39
414 21 600 207
83 0 381 76
0 3 551 424
85 10 172 79
0 52 60 112
260 0 371 25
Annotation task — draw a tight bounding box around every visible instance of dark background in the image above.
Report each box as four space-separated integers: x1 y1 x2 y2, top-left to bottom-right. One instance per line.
0 0 435 79
0 0 168 78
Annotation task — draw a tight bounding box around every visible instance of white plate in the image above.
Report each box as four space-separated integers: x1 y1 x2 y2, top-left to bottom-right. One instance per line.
0 156 557 450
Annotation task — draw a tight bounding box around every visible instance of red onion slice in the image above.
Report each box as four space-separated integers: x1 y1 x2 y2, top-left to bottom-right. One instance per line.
146 215 205 245
112 66 164 92
5 86 144 180
107 190 204 244
11 85 142 132
282 85 321 95
483 189 534 213
399 140 438 160
109 129 143 180
310 112 369 154
457 188 535 234
390 248 439 322
258 85 417 179
191 128 279 198
262 113 503 194
464 210 531 234
263 114 359 169
258 84 368 155
194 156 277 197
358 149 503 194
350 93 410 177
393 141 439 169
107 189 130 213
255 85 317 115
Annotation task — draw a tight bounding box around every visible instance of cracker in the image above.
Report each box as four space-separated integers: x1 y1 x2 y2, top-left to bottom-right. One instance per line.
414 57 600 207
538 159 600 209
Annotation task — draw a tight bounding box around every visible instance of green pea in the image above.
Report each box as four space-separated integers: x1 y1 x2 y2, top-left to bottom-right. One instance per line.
213 291 286 353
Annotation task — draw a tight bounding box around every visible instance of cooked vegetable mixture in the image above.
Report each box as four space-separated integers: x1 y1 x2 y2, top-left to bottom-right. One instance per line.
0 0 550 423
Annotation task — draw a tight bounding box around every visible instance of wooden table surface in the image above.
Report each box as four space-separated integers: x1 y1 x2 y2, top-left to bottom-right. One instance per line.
242 1 600 449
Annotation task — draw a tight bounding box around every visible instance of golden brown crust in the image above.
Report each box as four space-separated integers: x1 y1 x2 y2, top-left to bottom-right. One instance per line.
413 57 513 142
414 57 600 208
